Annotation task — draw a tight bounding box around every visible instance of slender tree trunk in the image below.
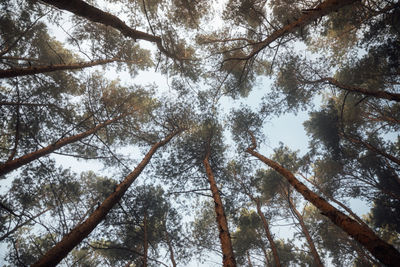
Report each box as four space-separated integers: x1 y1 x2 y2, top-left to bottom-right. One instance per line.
0 59 118 78
308 77 400 102
286 193 324 267
0 113 128 176
260 241 270 266
31 129 183 267
246 251 253 267
246 147 400 266
227 0 359 60
39 0 175 58
164 229 177 267
255 199 281 267
143 211 148 267
203 151 236 267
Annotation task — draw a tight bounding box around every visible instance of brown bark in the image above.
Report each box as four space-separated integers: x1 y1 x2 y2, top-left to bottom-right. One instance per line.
306 77 400 102
0 58 117 79
255 199 281 267
39 0 176 59
31 129 183 267
143 211 148 267
246 251 253 267
227 0 359 61
203 151 236 267
285 193 324 267
164 229 177 267
246 147 400 266
0 113 128 176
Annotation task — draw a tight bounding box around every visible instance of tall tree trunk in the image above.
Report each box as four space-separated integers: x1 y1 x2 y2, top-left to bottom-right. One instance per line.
285 192 324 267
246 147 400 266
203 150 236 267
0 59 118 78
255 199 281 267
143 211 148 267
39 0 175 59
164 229 177 267
0 113 128 176
31 129 183 267
227 0 359 60
305 77 400 102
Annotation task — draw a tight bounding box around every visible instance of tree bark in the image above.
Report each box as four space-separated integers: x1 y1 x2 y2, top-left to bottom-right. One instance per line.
164 229 177 267
0 113 128 176
286 193 324 267
227 0 359 60
39 0 175 59
203 151 236 267
0 59 117 79
246 147 400 266
31 129 183 267
255 199 281 267
246 251 253 267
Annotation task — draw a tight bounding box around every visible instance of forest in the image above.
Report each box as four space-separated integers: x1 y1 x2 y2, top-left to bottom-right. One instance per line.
0 0 399 266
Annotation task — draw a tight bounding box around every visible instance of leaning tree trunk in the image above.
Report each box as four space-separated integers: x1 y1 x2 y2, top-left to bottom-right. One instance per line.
286 193 324 267
0 58 118 78
203 150 236 267
31 129 183 267
246 147 400 266
39 0 175 58
0 112 128 176
164 229 177 267
255 199 281 267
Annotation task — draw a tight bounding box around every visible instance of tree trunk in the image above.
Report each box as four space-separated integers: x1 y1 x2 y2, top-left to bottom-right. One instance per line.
246 251 253 267
286 193 324 267
143 211 148 267
0 113 128 176
164 229 177 267
246 147 400 266
308 77 400 102
343 134 400 166
39 0 174 58
31 129 183 267
228 0 359 60
0 59 117 78
203 151 236 267
255 199 281 267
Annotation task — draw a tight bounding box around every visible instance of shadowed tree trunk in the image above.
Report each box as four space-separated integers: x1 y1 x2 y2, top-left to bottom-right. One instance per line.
255 198 281 267
203 149 236 267
246 146 400 266
284 190 324 267
31 129 183 267
164 228 177 267
0 58 119 78
0 112 130 176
